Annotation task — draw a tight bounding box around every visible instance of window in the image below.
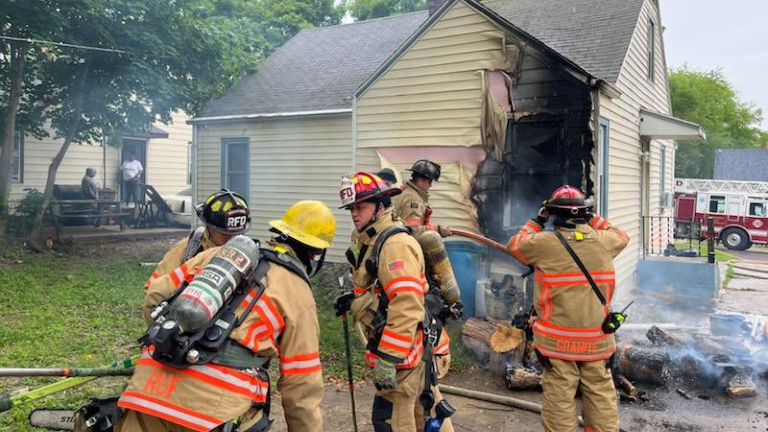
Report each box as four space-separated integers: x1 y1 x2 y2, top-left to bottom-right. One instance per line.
187 141 192 184
749 202 766 217
647 19 656 82
709 195 726 214
598 118 610 216
220 138 250 201
12 132 23 183
660 145 666 194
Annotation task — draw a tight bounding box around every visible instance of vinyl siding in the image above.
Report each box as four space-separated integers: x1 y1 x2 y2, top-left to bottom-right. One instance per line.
10 127 119 203
599 0 674 286
145 111 193 196
356 0 512 149
196 115 354 261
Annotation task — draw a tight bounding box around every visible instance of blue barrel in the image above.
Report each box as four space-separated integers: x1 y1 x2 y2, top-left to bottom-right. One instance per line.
445 241 487 317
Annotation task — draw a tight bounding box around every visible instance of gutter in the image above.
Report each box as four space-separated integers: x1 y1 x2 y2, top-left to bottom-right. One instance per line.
188 108 352 124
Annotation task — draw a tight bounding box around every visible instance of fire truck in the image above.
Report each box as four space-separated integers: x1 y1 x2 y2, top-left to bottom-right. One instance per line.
674 178 768 250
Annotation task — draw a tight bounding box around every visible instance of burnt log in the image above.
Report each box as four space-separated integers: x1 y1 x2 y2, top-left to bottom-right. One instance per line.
504 363 542 390
461 317 497 362
617 345 670 385
646 325 684 347
615 374 638 397
724 373 757 398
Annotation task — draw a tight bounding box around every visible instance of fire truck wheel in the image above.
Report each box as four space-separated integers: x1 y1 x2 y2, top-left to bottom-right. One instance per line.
720 227 751 251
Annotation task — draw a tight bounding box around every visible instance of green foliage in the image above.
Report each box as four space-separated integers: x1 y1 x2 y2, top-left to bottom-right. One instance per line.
8 188 44 236
348 0 427 21
670 66 768 178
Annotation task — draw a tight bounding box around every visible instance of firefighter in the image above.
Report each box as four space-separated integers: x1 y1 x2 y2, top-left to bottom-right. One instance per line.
118 200 334 432
335 172 454 432
392 160 452 237
146 189 251 290
507 185 629 432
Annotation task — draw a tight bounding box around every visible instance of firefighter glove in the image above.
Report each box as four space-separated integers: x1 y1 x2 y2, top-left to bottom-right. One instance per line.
334 292 355 317
374 358 398 390
437 225 453 237
536 206 550 225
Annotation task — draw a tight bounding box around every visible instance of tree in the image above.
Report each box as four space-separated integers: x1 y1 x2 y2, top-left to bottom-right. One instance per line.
670 66 767 178
348 0 426 21
1 0 342 248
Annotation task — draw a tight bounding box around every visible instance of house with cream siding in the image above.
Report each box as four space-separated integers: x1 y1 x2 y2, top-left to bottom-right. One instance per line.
191 0 704 285
9 110 193 204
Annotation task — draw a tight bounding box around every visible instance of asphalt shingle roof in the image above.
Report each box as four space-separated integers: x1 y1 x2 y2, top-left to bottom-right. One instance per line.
713 149 768 182
198 0 645 119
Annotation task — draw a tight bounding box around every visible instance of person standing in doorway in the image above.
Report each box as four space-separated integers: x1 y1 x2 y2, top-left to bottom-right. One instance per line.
121 153 143 207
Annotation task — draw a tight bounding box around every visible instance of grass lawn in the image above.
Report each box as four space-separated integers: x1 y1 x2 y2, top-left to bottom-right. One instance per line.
0 242 475 431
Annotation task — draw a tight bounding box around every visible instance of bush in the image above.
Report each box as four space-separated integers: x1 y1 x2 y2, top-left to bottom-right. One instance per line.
8 188 45 237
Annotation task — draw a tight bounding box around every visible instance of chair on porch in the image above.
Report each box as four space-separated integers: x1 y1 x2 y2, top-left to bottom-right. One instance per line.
135 184 175 228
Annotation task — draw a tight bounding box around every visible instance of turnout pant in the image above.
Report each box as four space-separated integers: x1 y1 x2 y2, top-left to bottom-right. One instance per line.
116 408 267 432
541 357 619 432
373 361 455 432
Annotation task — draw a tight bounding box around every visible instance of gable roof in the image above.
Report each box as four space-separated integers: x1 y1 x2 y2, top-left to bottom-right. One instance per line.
196 0 645 120
714 149 768 182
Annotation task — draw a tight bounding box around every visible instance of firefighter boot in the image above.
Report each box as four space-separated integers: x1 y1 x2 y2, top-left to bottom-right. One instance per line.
372 362 455 432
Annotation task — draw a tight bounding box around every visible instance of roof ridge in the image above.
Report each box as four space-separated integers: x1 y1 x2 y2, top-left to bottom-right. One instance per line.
302 9 428 32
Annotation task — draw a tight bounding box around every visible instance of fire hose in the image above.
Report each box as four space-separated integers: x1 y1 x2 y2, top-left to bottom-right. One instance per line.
439 385 629 432
449 229 511 256
0 355 138 413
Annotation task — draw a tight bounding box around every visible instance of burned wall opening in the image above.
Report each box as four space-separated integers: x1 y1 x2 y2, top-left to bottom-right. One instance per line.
473 49 595 242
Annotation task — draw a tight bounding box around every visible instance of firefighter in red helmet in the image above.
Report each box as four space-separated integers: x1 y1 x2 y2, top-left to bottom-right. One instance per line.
508 185 629 432
335 172 455 432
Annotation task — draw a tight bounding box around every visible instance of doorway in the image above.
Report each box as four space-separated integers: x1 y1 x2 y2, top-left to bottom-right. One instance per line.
121 138 147 203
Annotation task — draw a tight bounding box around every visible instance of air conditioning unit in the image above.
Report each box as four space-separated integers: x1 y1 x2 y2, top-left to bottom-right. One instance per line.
660 191 674 208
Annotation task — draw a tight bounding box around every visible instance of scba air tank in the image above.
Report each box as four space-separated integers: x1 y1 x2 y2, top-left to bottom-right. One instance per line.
416 230 461 305
170 235 259 333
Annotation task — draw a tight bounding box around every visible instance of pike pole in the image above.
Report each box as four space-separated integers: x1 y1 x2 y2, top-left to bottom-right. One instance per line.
0 354 138 413
338 276 359 432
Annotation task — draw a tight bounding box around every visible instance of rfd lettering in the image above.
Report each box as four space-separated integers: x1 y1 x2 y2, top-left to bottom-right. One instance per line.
228 215 247 228
555 340 599 354
143 370 183 398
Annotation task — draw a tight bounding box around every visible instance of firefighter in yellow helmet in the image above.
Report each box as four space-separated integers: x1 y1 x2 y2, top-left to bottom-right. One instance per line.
392 160 451 237
507 186 629 432
144 189 251 290
117 200 335 432
335 172 455 432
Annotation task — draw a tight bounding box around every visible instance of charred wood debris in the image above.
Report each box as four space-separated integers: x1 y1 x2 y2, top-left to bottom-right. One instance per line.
462 317 768 402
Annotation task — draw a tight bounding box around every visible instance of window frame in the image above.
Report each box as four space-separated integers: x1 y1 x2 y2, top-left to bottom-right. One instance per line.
12 132 24 183
598 118 610 216
708 195 726 214
648 18 656 82
219 138 250 201
749 202 766 217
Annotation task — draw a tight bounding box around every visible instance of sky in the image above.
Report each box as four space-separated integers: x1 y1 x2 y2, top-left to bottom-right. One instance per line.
660 0 768 129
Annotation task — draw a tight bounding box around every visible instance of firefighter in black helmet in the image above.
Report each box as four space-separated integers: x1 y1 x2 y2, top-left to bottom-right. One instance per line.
392 160 451 237
142 189 251 295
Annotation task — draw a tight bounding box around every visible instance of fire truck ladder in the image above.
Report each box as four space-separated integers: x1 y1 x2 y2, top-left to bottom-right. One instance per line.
674 178 768 196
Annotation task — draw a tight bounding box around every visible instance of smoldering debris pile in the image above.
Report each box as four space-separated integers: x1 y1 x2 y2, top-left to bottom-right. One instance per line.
462 317 768 401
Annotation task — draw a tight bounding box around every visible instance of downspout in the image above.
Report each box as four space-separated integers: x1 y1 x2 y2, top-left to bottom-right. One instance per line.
351 97 358 171
191 123 199 230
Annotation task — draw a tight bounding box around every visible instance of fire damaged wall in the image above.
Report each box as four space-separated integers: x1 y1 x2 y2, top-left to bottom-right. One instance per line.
473 48 595 242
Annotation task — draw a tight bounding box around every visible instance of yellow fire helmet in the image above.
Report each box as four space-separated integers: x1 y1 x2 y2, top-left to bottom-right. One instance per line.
269 200 336 250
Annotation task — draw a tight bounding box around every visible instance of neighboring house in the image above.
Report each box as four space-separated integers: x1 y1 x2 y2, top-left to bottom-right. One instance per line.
191 0 705 286
714 149 768 182
9 110 192 204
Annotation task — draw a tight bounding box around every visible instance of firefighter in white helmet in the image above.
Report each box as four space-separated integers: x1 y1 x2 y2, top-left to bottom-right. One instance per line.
117 200 335 432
